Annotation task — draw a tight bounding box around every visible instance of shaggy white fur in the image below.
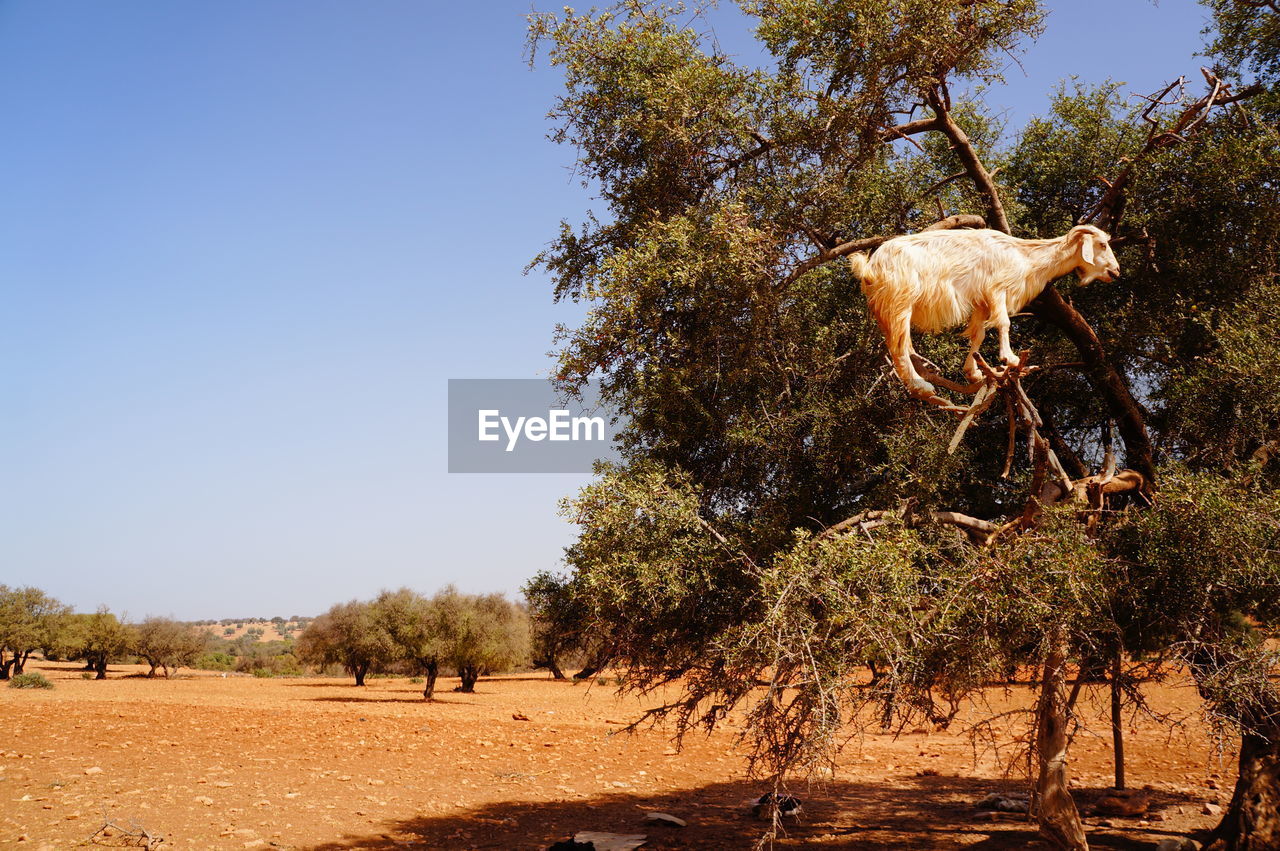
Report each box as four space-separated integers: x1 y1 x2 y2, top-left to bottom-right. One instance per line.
850 225 1120 398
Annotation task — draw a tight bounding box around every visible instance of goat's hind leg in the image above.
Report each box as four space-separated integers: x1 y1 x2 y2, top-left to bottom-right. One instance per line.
883 316 966 411
910 353 983 395
961 310 990 384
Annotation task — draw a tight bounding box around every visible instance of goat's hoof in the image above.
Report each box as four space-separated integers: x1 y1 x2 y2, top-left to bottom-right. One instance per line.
907 379 937 399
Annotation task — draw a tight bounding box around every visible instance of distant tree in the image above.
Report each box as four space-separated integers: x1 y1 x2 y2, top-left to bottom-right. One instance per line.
522 570 597 680
0 586 70 679
437 589 530 693
132 617 207 678
73 609 132 680
372 588 446 699
295 600 391 686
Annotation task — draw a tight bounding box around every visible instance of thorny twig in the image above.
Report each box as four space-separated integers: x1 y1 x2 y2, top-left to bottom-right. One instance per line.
88 813 164 849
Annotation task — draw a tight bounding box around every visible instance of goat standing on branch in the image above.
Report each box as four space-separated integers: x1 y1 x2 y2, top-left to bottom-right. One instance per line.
849 225 1120 407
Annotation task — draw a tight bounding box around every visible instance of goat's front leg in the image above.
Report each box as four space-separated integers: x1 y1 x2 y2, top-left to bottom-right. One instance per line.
992 299 1020 368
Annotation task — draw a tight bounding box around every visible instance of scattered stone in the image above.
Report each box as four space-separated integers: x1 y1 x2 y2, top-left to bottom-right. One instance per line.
83 767 102 776
1202 802 1222 816
512 713 530 721
1156 840 1202 851
976 791 1030 814
194 796 214 806
644 812 687 828
1206 778 1219 790
1094 787 1150 817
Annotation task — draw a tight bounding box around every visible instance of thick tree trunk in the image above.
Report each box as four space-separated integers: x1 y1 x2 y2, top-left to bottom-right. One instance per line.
422 661 439 700
0 658 12 680
13 651 28 676
1189 645 1280 850
353 663 368 687
1035 630 1089 850
534 657 567 680
1206 727 1280 851
94 657 107 679
457 665 479 693
1028 289 1155 483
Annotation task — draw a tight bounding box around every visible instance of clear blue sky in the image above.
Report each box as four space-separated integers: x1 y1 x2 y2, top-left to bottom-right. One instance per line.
0 1 1213 620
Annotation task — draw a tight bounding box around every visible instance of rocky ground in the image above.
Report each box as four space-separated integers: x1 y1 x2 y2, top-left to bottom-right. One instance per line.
0 661 1235 849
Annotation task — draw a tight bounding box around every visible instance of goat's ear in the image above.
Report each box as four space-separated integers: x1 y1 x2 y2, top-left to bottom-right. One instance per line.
1079 231 1095 265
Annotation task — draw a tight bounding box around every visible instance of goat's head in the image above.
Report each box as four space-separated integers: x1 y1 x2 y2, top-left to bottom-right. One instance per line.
1069 225 1120 284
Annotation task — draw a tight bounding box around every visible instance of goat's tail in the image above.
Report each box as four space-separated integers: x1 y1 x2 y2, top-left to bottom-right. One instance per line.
847 252 871 280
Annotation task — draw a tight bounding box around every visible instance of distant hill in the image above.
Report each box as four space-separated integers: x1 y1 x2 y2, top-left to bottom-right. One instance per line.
190 618 312 643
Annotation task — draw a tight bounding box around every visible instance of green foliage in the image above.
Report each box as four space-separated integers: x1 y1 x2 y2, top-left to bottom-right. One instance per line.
8 672 53 690
195 651 236 672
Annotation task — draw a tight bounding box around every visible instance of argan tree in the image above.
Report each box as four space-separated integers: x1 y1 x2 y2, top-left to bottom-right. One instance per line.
372 588 447 699
436 588 530 693
0 585 69 679
296 600 392 686
522 569 601 679
69 608 132 680
530 1 1280 848
132 616 208 678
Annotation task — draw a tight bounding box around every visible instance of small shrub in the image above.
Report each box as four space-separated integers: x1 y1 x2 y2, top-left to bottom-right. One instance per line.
409 676 424 684
9 672 54 689
251 668 274 678
195 651 236 672
80 672 93 680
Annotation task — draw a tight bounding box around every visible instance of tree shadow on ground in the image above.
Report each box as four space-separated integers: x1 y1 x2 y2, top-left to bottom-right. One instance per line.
305 695 477 707
299 773 1208 850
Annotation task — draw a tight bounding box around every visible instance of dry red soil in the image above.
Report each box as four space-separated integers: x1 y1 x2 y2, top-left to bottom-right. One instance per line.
0 661 1236 849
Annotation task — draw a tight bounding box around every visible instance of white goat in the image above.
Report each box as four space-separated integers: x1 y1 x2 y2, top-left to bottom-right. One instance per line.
849 224 1120 401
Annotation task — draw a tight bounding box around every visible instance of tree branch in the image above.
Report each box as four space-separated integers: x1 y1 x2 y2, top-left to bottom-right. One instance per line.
923 83 1011 234
816 507 998 543
1083 69 1263 230
711 132 773 180
880 117 943 141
